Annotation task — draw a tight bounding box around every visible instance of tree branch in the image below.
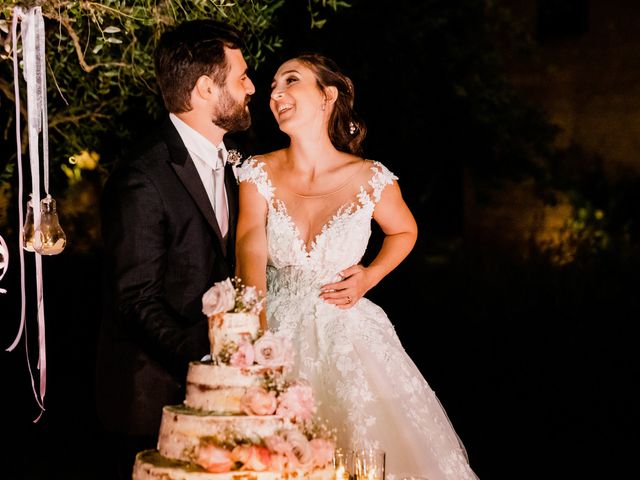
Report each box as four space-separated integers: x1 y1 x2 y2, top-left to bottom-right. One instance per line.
42 10 128 73
49 110 110 130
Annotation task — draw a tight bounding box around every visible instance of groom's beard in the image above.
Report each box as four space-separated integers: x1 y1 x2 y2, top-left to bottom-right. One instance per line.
212 88 251 133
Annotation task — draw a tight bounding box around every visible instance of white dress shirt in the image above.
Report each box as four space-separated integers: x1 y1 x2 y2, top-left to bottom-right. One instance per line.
169 113 228 212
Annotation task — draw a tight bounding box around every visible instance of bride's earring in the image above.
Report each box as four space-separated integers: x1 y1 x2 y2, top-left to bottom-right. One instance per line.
321 98 326 111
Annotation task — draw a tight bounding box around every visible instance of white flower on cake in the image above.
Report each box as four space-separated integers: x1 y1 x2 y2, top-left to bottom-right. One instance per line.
239 284 262 314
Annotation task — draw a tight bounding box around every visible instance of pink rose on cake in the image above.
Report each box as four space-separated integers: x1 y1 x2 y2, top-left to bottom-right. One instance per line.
196 444 234 473
229 340 255 367
253 331 293 368
240 386 278 416
281 429 314 471
268 452 290 472
264 433 294 458
276 380 316 422
201 277 265 317
309 438 335 468
202 278 235 316
265 431 307 470
232 444 271 471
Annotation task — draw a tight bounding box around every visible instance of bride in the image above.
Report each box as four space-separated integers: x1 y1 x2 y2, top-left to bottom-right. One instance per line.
235 53 478 480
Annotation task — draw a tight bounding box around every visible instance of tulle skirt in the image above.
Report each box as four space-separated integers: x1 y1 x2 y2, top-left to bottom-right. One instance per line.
267 293 479 480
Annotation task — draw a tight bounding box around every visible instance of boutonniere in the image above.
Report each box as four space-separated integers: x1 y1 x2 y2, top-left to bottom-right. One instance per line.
227 150 243 183
226 149 243 166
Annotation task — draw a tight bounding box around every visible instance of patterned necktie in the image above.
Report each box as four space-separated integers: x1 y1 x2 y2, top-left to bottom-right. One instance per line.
213 148 228 239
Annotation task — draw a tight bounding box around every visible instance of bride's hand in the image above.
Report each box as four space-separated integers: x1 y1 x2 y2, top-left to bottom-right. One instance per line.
320 264 369 309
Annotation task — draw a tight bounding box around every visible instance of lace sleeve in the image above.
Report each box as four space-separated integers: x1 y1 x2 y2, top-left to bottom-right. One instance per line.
369 161 398 203
236 157 274 202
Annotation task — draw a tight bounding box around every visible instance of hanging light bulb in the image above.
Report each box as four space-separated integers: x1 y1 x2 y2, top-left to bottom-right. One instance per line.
22 195 35 252
33 194 66 255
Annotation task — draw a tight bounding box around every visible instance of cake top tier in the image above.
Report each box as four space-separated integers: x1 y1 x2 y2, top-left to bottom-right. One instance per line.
202 277 265 319
202 277 265 353
208 312 260 358
201 278 293 366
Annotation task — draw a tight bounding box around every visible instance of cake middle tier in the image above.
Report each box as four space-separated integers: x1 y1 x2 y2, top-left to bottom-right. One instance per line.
185 362 285 413
158 405 290 464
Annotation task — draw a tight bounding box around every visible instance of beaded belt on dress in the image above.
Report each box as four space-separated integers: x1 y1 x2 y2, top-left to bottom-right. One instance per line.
267 265 341 299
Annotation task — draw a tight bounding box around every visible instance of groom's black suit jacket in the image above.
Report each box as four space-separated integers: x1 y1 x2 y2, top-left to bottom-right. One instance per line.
97 118 240 436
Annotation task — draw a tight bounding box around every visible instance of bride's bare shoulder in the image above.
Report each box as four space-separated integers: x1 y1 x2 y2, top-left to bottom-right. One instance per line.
336 153 371 178
253 149 287 165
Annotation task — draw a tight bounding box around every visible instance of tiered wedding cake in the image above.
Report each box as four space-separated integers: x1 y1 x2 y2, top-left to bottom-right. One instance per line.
133 278 336 480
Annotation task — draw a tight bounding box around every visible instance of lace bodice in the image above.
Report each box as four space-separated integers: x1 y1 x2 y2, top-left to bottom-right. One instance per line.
237 158 397 291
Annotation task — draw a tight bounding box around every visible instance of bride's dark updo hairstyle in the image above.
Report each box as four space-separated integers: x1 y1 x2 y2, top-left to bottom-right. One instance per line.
294 54 367 157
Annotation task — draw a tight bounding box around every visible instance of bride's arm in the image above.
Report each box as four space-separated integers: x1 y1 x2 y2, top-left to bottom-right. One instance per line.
320 180 418 307
235 181 269 328
367 180 418 284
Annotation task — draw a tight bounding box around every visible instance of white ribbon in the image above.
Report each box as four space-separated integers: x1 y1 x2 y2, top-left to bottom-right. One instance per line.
0 233 8 294
7 6 49 422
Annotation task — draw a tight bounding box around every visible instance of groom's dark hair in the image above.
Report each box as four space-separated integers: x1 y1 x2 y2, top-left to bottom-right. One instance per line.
155 19 243 113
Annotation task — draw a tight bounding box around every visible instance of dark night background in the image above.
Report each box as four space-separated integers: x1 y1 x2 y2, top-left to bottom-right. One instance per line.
1 1 638 479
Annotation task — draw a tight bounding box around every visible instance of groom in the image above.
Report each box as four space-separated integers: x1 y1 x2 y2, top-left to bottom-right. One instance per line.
96 19 255 479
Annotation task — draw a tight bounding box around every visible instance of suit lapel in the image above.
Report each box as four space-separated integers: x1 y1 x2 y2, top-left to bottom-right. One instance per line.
162 120 225 246
172 159 225 241
225 163 239 260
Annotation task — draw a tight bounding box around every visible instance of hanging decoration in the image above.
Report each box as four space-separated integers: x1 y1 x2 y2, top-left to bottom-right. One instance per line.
0 233 7 294
6 5 67 422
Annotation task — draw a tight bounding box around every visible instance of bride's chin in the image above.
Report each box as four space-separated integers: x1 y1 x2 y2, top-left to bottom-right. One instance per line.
276 121 294 136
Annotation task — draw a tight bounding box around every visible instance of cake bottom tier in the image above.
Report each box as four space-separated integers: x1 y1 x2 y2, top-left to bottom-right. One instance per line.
133 450 335 480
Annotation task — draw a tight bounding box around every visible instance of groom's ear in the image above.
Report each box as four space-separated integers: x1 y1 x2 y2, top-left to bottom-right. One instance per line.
194 75 216 101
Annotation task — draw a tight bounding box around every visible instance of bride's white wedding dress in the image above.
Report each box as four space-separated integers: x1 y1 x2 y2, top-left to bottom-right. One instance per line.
238 158 478 480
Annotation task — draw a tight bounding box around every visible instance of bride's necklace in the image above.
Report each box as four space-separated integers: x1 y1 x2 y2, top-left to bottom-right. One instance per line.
290 161 366 198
